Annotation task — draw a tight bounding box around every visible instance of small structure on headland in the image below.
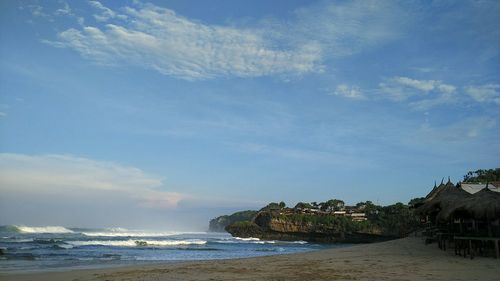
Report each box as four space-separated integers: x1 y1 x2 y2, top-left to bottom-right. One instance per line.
416 178 500 259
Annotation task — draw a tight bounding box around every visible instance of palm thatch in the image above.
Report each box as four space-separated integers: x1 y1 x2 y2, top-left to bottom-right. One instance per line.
416 180 472 217
424 180 445 201
438 187 500 221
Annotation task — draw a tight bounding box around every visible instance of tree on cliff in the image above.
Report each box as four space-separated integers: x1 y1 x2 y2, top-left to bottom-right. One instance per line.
408 197 425 207
209 210 258 232
319 199 345 212
463 168 500 183
294 202 313 209
261 202 282 211
373 202 419 236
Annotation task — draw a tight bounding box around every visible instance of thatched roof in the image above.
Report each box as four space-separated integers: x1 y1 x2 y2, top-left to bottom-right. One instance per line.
417 180 472 216
460 183 500 194
437 187 500 221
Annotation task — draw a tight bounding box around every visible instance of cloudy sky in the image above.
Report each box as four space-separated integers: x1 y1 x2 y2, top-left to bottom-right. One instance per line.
0 0 499 230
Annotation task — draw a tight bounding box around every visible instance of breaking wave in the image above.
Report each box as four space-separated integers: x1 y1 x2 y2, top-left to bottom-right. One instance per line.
69 239 207 247
220 237 307 245
0 225 74 234
81 231 177 237
80 228 205 237
235 237 261 241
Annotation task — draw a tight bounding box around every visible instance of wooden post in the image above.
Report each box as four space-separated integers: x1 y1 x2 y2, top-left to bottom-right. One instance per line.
469 239 473 259
495 240 499 259
487 217 492 238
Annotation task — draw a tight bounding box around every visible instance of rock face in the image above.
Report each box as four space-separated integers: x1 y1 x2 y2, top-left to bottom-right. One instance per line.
225 211 394 243
208 210 258 232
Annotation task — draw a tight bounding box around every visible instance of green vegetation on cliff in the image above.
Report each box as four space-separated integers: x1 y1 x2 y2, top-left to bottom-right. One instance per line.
463 168 500 183
225 221 262 237
219 168 498 242
209 210 258 232
221 198 422 242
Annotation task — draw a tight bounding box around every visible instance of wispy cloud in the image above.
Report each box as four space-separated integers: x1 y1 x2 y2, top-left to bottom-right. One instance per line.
48 2 322 80
413 116 497 143
88 0 126 22
377 76 458 110
464 84 500 105
54 1 73 16
0 153 185 209
289 0 409 58
229 142 374 169
21 1 74 20
331 84 365 99
379 76 456 101
88 0 115 21
44 0 406 80
232 142 326 161
24 4 49 18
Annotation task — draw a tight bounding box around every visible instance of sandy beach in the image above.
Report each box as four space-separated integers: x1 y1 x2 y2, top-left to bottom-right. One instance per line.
2 236 499 281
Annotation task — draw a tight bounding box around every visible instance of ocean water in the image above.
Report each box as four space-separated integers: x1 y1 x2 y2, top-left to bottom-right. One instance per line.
0 225 344 274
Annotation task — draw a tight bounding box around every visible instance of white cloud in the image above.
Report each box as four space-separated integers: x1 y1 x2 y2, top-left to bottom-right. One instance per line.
332 84 365 99
0 153 185 209
49 2 323 80
385 76 456 95
464 84 500 105
0 111 6 117
46 1 406 80
88 1 118 22
290 0 409 58
392 77 437 92
54 1 73 16
379 76 457 109
25 4 49 18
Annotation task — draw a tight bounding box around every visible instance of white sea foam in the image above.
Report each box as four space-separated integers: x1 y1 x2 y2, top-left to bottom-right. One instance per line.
69 239 207 247
235 237 260 241
56 244 74 249
10 238 34 243
81 231 177 237
233 237 278 244
16 226 74 234
227 237 306 244
81 228 203 237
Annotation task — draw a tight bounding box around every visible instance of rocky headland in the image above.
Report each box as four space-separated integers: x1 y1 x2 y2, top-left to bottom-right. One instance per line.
211 200 420 243
225 210 395 243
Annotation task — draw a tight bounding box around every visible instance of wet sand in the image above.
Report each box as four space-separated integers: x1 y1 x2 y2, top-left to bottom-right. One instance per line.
2 236 499 281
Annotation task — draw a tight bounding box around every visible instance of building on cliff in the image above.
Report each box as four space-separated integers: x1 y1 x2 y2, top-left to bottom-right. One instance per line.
349 213 368 221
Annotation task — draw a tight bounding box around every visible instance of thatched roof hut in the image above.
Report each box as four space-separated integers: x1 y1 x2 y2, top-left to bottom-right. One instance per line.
417 180 472 218
460 183 500 194
438 187 500 221
424 180 445 201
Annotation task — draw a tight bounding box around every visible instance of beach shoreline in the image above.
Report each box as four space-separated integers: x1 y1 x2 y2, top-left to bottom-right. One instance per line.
2 236 499 281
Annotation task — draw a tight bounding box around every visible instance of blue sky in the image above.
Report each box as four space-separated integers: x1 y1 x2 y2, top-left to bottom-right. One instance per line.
0 0 499 230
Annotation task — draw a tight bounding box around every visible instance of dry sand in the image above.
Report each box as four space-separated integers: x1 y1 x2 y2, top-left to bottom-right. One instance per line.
1 236 499 281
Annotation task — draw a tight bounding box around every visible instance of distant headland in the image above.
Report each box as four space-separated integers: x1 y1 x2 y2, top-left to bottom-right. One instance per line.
209 168 500 244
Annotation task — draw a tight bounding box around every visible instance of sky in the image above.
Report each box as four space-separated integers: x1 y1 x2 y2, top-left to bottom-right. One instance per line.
0 0 499 230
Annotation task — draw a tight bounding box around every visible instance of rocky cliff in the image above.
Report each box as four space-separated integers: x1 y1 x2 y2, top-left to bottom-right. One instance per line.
208 210 258 232
225 211 395 243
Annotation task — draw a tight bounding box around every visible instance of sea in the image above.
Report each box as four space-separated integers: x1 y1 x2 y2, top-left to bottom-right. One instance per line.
0 225 345 274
